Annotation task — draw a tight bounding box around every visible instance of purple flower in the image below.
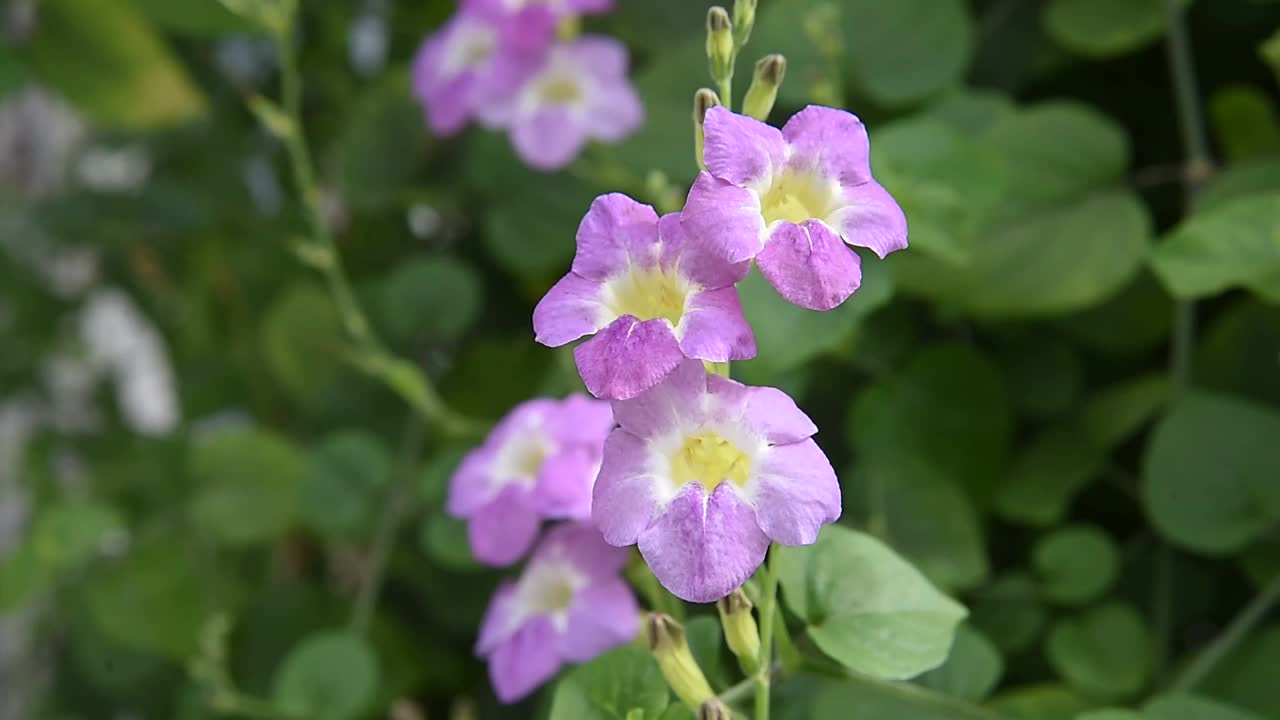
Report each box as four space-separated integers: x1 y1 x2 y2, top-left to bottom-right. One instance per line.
485 36 644 170
681 105 908 311
448 395 614 566
476 522 639 703
410 4 549 135
469 0 616 24
533 194 756 401
592 360 840 603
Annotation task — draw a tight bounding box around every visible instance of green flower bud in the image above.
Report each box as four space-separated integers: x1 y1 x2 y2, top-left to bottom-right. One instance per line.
706 7 735 86
732 0 757 48
743 54 786 121
648 614 715 709
716 588 761 674
693 88 721 171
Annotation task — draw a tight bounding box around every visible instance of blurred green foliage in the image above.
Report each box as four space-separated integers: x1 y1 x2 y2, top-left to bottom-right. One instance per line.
2 0 1280 719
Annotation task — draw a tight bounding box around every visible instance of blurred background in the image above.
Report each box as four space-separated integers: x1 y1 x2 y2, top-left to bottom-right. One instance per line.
2 0 1280 719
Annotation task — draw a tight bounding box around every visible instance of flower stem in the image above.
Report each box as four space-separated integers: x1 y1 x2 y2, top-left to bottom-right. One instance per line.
268 14 481 440
754 545 780 720
1172 572 1280 692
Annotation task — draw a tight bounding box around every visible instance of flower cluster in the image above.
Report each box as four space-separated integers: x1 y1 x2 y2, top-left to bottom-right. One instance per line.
411 0 643 170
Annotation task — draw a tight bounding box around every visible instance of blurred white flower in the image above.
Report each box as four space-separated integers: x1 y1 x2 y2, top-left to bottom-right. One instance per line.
77 144 151 193
0 87 85 198
79 289 180 436
349 8 389 77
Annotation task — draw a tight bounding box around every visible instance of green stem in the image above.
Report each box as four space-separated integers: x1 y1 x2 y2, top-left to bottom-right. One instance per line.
1172 573 1280 692
350 413 426 635
718 70 734 113
269 16 479 439
754 546 780 720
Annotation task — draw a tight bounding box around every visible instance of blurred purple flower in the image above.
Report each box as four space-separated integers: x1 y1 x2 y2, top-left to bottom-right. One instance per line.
593 360 840 603
681 105 908 310
533 193 755 401
476 522 637 702
447 395 613 566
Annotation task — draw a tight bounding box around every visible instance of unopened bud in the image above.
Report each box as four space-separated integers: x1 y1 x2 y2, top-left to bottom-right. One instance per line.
693 88 721 170
699 698 731 720
716 588 761 674
706 7 734 86
743 54 786 121
732 0 756 48
648 614 715 709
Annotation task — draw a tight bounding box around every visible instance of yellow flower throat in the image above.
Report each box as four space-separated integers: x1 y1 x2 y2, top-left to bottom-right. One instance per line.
671 431 751 493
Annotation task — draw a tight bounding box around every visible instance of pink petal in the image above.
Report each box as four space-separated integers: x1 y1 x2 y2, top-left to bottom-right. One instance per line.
511 107 588 171
657 213 750 289
446 446 498 516
551 393 615 446
751 439 841 546
638 483 770 603
573 316 684 401
533 272 606 347
705 375 817 445
592 430 662 546
780 105 872 187
566 35 629 79
487 616 563 703
584 81 644 143
476 581 519 654
535 521 631 578
532 448 597 520
561 578 640 662
609 358 708 438
703 106 787 187
572 194 661 282
756 220 862 311
677 287 756 363
831 180 909 259
468 488 541 567
680 172 768 264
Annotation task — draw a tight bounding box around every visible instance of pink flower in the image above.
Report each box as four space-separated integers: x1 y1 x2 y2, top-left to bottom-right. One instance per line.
592 360 840 602
533 194 756 401
681 105 908 310
477 522 638 703
448 395 613 566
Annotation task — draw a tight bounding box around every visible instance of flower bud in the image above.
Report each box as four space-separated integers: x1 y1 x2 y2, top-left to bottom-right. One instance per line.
742 54 786 122
693 88 721 170
699 698 731 720
706 7 734 86
732 0 756 48
648 614 715 709
716 588 761 674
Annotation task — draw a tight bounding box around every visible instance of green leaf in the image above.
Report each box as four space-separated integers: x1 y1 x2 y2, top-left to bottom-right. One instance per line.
894 190 1151 317
418 446 468 506
272 630 379 720
86 541 219 659
736 258 892 377
776 525 967 680
1145 694 1267 720
984 102 1130 210
1078 711 1145 720
1203 625 1280 718
845 459 988 592
329 71 431 211
189 427 303 546
548 645 670 720
1032 525 1120 606
1151 192 1280 303
1048 603 1152 700
25 0 206 129
916 623 1003 702
1209 85 1280 163
1077 374 1170 450
843 0 974 106
127 0 256 35
1044 0 1180 58
996 426 1106 528
1142 390 1280 554
1195 300 1280 408
1056 273 1172 356
419 512 480 571
483 171 597 277
810 674 978 719
0 543 52 611
989 685 1095 720
850 343 1012 504
300 431 392 537
1199 158 1280 212
261 282 346 399
30 499 123 572
375 256 484 346
969 572 1047 654
996 332 1085 420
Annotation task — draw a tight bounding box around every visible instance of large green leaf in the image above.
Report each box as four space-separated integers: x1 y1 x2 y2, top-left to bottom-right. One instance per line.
850 343 1012 504
843 0 974 106
329 71 432 212
300 431 392 538
272 631 380 720
1203 625 1280 718
776 525 967 680
26 0 206 129
1151 192 1280 303
1144 694 1267 720
1199 158 1280 211
968 572 1047 654
128 0 256 35
1195 301 1280 408
374 255 484 346
1043 0 1181 58
548 645 670 720
916 623 1003 702
990 685 1095 720
189 427 303 546
1048 603 1152 700
1032 525 1120 606
1142 391 1280 554
1209 85 1280 163
261 282 347 399
30 500 123 572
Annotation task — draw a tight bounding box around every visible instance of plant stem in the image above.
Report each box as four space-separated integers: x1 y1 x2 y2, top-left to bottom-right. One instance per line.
269 15 480 439
350 413 426 635
1172 572 1280 692
754 546 780 720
